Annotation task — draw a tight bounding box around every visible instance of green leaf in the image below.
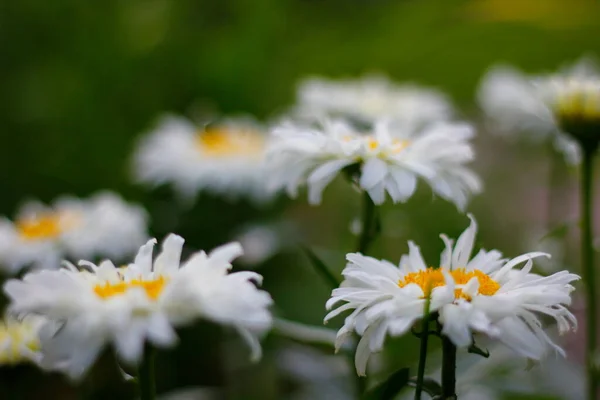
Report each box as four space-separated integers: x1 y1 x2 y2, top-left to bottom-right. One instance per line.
301 246 341 289
408 377 442 397
362 367 409 400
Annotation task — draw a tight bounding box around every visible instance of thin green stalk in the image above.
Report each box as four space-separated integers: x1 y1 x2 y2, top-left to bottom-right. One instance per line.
440 335 457 400
138 345 156 400
414 316 431 400
354 365 367 396
581 143 598 400
546 142 562 231
350 192 380 397
356 192 379 254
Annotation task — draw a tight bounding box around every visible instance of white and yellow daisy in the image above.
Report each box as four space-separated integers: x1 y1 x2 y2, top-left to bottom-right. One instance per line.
4 234 273 379
295 75 453 130
267 119 481 209
478 57 600 163
132 115 275 203
325 215 579 376
0 315 44 366
0 192 148 274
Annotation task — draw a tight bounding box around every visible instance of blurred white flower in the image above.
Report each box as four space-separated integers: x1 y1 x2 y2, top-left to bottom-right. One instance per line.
0 192 148 274
399 343 584 400
4 234 273 379
526 227 571 274
325 215 578 376
233 221 298 267
267 119 480 209
478 57 600 164
133 115 275 203
454 343 584 400
159 387 221 400
295 75 452 131
277 344 351 400
0 315 44 366
234 225 283 266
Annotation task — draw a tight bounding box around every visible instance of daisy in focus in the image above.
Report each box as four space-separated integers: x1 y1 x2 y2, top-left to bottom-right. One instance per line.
4 234 273 379
295 75 453 131
0 315 44 366
0 192 148 274
132 115 275 203
478 56 600 164
325 215 579 376
267 119 481 209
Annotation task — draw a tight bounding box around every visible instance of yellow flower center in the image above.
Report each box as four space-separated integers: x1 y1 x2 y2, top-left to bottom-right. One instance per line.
16 214 62 241
398 267 500 301
16 211 81 241
0 322 40 364
196 127 265 157
363 136 409 154
555 82 600 122
94 276 168 300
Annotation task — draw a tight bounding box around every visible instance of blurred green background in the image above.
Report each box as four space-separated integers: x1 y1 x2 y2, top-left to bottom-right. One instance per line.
1 0 600 398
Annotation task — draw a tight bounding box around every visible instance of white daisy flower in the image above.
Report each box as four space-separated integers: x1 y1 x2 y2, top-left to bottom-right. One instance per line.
3 234 273 379
295 75 453 130
0 315 44 366
325 215 579 376
0 191 148 274
478 57 600 164
267 119 481 209
133 115 275 203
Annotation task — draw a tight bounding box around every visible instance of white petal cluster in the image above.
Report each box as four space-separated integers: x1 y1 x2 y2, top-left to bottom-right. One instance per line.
478 57 600 164
132 115 275 203
4 234 273 379
267 119 481 209
296 75 453 130
0 192 148 274
0 315 44 366
325 215 579 376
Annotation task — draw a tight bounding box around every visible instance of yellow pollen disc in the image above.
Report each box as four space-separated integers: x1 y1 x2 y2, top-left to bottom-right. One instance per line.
94 276 168 300
555 83 600 122
391 139 409 153
16 214 62 241
364 136 409 153
398 267 500 300
366 137 379 150
0 323 40 364
196 127 265 157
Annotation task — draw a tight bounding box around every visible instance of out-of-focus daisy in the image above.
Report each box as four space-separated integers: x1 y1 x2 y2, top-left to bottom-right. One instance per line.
399 343 584 400
133 115 275 203
267 119 480 209
233 221 298 267
478 57 600 164
0 315 44 366
0 192 148 274
4 234 273 379
325 215 578 376
295 75 452 131
276 344 352 400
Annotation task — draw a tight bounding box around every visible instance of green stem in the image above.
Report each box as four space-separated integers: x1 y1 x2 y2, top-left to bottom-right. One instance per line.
138 345 156 400
355 373 367 397
441 335 457 400
581 143 598 400
546 142 562 231
356 192 379 254
414 317 430 400
349 192 380 398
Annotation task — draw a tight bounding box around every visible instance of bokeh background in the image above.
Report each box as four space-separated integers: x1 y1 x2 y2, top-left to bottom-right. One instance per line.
1 0 600 398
